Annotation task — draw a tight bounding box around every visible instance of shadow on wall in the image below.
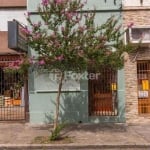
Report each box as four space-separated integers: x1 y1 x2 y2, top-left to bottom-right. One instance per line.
45 91 88 124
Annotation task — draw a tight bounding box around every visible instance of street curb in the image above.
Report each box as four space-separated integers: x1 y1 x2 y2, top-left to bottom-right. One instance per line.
0 144 150 149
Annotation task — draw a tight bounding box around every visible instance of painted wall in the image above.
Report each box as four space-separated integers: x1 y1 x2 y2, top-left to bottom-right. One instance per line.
27 0 125 124
27 0 121 12
0 9 26 31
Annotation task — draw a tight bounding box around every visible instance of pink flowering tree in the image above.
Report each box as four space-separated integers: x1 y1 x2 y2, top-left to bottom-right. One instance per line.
6 56 31 72
24 0 134 131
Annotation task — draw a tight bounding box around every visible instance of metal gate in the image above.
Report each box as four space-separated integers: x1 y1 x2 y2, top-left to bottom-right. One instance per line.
89 67 118 116
0 55 26 121
137 61 150 114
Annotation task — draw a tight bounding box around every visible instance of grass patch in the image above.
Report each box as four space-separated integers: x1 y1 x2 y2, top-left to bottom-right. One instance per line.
32 136 73 144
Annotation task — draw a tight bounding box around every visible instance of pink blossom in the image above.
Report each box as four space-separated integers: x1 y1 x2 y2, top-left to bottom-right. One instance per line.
7 61 21 70
24 12 31 17
33 33 41 40
41 0 49 6
127 22 134 28
55 54 64 61
61 26 65 32
65 12 73 20
38 60 45 65
84 0 87 4
29 57 34 64
51 32 56 39
13 61 19 66
55 41 60 47
27 12 31 16
55 0 63 5
45 22 48 25
61 10 65 14
78 26 86 32
48 42 52 47
8 62 14 67
15 59 23 65
33 22 41 28
21 27 31 35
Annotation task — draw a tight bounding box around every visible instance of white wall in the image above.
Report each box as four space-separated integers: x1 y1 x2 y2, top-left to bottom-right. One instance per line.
143 1 150 6
0 9 27 31
123 0 150 6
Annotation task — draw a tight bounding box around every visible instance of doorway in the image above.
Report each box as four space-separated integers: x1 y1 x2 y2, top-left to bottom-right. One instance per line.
0 55 28 121
89 67 118 116
137 61 150 114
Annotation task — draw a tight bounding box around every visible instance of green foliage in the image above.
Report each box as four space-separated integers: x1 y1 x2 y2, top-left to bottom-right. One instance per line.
24 0 134 73
50 123 66 141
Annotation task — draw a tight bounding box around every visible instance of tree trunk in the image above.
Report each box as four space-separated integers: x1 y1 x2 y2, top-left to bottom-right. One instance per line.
54 71 64 130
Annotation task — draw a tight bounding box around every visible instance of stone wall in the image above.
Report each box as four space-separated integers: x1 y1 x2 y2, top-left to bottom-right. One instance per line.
124 53 138 123
123 8 150 26
123 8 150 124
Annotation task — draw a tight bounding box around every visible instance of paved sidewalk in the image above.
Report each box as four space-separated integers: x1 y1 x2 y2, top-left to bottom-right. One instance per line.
0 122 150 149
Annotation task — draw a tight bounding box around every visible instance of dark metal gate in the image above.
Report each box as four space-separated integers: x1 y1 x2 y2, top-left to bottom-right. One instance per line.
0 55 26 121
137 61 150 114
89 67 118 116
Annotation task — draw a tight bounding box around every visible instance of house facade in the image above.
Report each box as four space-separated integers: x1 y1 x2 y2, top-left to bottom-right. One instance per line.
123 0 150 123
2 0 150 124
27 0 126 124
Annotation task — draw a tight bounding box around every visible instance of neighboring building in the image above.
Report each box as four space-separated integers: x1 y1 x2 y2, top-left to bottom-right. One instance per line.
0 0 27 121
27 0 125 124
123 0 150 123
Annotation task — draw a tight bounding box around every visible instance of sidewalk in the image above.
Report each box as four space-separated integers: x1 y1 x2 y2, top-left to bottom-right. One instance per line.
0 122 150 149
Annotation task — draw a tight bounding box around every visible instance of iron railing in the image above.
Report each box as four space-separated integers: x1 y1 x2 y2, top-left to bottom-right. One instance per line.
0 55 25 121
137 61 150 114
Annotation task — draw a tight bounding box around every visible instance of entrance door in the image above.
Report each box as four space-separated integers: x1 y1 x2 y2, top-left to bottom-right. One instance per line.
0 55 27 121
89 67 118 116
137 61 150 114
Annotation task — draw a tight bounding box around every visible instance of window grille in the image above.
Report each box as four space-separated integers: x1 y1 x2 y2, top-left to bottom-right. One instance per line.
137 61 150 114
